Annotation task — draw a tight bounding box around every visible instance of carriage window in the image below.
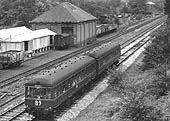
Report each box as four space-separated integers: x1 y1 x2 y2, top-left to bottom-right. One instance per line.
25 87 52 99
64 80 69 91
46 88 51 99
55 87 59 97
68 79 72 88
25 87 30 98
61 83 66 93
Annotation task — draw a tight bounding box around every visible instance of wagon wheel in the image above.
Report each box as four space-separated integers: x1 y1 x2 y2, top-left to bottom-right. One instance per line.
2 64 7 69
15 61 22 66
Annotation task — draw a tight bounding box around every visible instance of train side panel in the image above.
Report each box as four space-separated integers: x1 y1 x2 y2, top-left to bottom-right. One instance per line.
25 56 97 116
25 68 96 113
88 42 121 74
96 45 120 74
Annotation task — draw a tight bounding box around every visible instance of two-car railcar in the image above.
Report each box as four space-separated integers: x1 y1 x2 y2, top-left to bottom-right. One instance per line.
25 41 121 118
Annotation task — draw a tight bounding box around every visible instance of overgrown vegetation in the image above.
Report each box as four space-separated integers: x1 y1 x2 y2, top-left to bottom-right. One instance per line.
107 3 170 118
148 65 170 98
108 69 167 121
142 22 170 70
164 0 170 17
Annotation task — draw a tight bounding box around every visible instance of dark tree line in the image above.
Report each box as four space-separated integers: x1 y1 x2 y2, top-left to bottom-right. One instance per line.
164 0 170 17
0 0 48 28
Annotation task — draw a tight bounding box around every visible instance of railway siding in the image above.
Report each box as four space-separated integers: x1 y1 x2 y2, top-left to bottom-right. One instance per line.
0 16 166 121
0 16 165 83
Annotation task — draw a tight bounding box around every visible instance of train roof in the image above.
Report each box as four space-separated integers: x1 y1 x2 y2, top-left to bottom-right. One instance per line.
25 55 95 87
88 41 120 58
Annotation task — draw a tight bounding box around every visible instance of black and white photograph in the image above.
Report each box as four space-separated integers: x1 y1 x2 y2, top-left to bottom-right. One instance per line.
0 0 168 121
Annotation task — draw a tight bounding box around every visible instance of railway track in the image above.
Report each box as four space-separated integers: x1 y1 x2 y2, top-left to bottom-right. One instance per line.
55 23 160 121
0 98 25 121
0 15 165 89
0 16 166 121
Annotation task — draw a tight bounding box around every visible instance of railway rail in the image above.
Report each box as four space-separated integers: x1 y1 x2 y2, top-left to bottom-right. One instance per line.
55 22 160 121
0 15 165 89
0 16 165 121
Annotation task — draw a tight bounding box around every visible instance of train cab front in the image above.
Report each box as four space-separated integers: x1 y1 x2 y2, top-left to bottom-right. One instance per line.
25 85 54 118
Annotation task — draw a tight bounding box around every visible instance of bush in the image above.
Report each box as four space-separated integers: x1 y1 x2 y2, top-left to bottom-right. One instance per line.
147 64 170 98
115 83 164 121
142 22 170 70
107 70 165 121
107 69 125 94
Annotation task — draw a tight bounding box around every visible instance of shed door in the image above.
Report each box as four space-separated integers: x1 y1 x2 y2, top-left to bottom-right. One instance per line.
24 41 28 51
62 27 74 45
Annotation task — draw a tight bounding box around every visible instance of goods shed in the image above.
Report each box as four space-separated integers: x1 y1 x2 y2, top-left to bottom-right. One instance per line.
0 26 32 53
0 28 56 55
30 2 98 47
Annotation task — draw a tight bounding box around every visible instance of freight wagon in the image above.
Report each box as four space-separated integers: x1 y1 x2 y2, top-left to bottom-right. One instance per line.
53 34 72 50
0 50 26 68
96 24 118 37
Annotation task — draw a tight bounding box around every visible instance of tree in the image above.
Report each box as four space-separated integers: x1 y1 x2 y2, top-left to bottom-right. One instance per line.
0 0 47 27
164 0 170 17
147 64 170 98
108 0 122 13
128 0 147 15
142 23 170 70
79 1 111 18
108 70 164 121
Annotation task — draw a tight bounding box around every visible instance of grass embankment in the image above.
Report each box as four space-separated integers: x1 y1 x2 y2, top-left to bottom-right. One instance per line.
72 52 170 121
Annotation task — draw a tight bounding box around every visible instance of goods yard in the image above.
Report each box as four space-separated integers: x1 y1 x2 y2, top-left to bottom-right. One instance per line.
0 1 166 121
0 14 166 120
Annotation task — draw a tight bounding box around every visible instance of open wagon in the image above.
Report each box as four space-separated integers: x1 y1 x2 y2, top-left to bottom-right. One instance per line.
0 50 26 68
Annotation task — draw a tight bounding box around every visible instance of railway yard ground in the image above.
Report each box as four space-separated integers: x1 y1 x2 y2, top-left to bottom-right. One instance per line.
0 20 142 81
0 15 166 121
0 16 160 82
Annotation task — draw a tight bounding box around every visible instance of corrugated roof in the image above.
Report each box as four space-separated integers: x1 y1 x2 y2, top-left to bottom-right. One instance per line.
30 2 97 23
2 28 56 42
0 26 32 40
31 29 56 39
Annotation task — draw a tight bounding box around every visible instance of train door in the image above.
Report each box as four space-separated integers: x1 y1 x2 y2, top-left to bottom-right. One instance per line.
24 41 28 51
61 27 74 45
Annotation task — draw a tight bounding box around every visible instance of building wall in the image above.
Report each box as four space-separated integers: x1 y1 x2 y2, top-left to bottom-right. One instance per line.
81 23 85 46
31 20 97 47
77 24 81 46
31 23 61 34
1 42 23 52
89 22 92 43
92 21 96 41
0 36 51 53
73 24 77 45
30 36 51 51
85 22 89 44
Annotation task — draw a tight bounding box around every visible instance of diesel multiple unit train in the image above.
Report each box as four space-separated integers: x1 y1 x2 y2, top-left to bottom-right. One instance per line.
25 41 121 117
